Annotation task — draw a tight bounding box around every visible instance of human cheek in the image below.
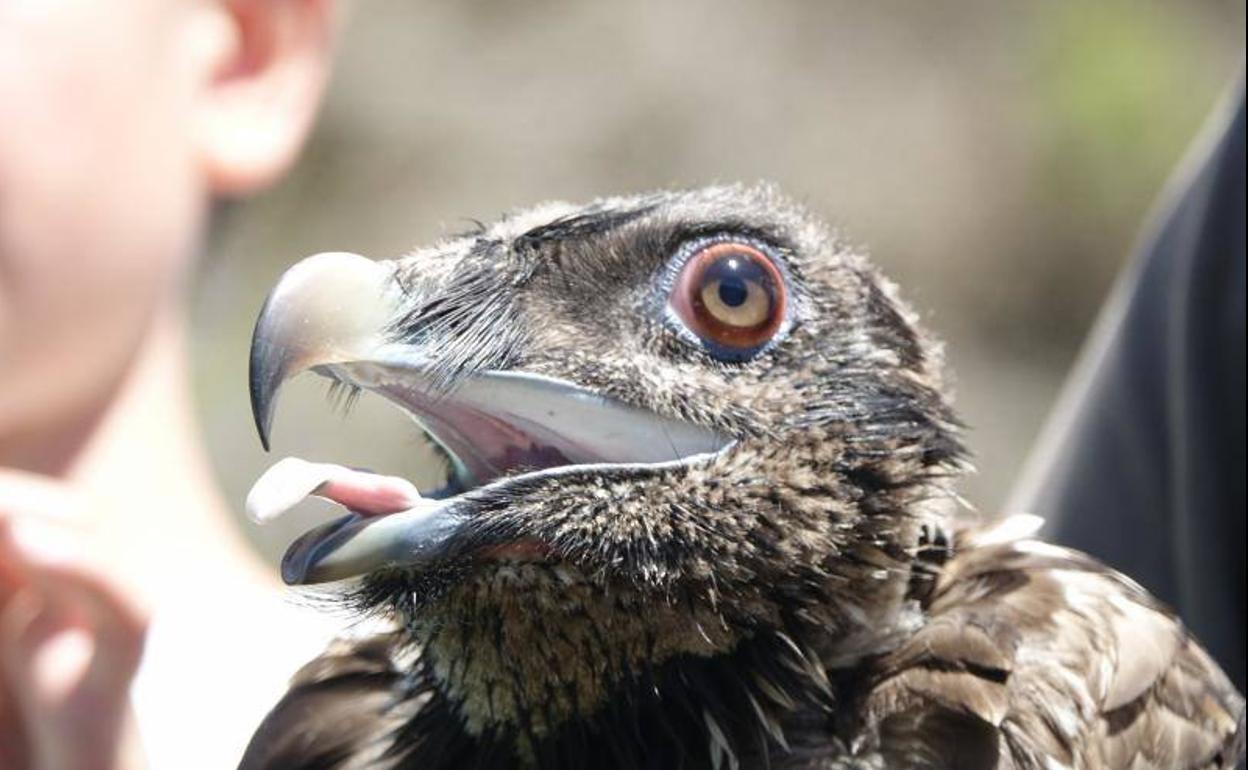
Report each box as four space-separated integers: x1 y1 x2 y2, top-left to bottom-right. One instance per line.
0 2 202 427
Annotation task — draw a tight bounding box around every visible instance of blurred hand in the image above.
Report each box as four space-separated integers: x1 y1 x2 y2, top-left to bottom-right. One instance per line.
0 471 149 770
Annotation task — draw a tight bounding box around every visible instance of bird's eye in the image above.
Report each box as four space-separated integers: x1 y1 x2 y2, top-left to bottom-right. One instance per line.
669 241 787 358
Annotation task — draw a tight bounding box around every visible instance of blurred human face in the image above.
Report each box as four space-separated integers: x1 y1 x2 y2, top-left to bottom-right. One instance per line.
0 0 206 452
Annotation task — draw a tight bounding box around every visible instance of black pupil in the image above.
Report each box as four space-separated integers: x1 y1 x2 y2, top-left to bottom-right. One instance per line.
718 278 748 306
706 253 768 310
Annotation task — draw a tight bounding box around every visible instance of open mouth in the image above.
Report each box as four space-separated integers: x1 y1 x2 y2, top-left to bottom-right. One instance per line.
247 253 731 585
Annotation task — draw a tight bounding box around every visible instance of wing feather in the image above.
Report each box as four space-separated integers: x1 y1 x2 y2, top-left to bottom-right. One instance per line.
858 517 1245 770
238 634 408 770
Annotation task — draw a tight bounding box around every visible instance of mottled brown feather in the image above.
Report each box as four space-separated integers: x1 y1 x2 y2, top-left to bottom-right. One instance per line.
238 636 407 770
854 530 1245 769
244 528 1244 769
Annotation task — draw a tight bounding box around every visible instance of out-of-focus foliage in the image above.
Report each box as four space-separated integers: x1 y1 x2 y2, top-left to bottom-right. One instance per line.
192 0 1244 562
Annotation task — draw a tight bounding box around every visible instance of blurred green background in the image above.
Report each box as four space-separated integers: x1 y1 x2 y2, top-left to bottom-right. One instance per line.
192 0 1245 562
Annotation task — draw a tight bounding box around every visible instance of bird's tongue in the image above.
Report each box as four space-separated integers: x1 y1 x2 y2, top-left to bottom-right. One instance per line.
245 457 424 524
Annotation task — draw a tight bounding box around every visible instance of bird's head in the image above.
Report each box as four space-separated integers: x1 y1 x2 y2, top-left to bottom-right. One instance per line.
248 184 964 743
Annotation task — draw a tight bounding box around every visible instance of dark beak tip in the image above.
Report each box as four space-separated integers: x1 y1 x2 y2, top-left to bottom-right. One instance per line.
248 371 275 452
248 323 281 453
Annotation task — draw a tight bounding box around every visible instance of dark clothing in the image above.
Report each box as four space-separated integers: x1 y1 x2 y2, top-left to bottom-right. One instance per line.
1010 79 1245 691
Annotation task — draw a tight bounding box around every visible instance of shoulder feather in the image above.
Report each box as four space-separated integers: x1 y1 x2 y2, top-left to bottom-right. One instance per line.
858 517 1244 770
237 634 408 770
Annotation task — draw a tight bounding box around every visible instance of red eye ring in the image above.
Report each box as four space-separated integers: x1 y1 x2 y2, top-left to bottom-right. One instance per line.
669 241 787 355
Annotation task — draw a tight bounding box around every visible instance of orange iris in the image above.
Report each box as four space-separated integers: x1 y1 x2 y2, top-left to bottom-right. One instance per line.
669 242 786 353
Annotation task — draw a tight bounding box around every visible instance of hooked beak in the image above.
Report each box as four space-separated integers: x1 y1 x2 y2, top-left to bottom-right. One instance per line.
249 252 403 451
248 251 730 585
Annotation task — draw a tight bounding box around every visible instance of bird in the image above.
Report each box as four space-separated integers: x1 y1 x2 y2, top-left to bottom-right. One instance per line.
239 184 1245 770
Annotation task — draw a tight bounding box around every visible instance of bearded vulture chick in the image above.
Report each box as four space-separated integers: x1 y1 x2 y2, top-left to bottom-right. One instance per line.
240 185 1244 770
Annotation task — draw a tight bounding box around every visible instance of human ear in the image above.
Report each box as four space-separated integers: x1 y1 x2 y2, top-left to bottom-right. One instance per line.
191 0 337 196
